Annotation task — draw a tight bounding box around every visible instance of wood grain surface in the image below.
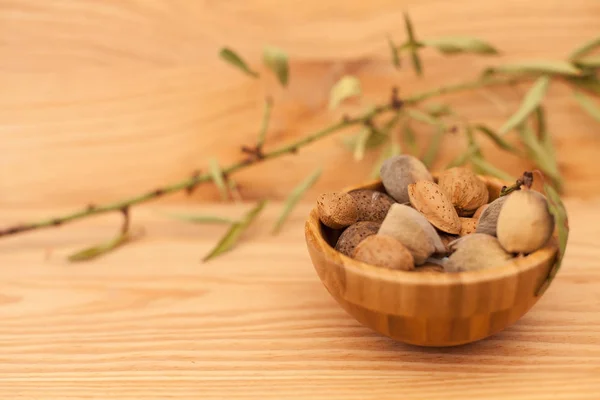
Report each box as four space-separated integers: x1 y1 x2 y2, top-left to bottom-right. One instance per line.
0 199 599 399
1 0 600 208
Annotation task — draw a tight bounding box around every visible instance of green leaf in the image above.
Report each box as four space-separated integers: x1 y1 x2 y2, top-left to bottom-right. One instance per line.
469 156 514 182
68 232 131 262
329 75 362 110
402 122 418 155
257 98 273 148
499 76 550 135
536 183 569 296
263 46 289 87
209 158 229 201
569 35 600 60
535 107 555 160
387 35 401 69
272 168 322 234
485 61 581 77
446 148 474 168
219 47 259 78
406 108 442 126
573 55 600 69
342 126 387 155
161 212 235 225
203 200 268 261
573 90 600 122
353 127 371 161
403 12 422 76
465 125 481 152
517 122 563 191
474 124 520 154
382 111 402 133
370 141 402 178
421 125 445 168
425 102 453 117
568 76 600 95
422 36 499 55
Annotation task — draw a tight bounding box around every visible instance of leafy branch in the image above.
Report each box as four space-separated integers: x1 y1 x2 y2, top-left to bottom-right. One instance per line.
1 12 597 263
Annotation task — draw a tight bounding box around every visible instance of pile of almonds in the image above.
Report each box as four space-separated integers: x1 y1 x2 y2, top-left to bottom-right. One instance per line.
316 155 555 273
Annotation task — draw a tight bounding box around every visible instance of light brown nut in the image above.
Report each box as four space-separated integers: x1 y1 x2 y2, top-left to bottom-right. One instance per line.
335 221 381 257
378 203 445 265
438 233 460 254
475 195 509 236
317 192 358 229
415 263 445 273
437 167 489 216
496 190 555 254
444 233 513 272
408 180 461 234
473 204 489 220
379 155 433 203
459 217 478 236
348 189 395 223
352 234 415 271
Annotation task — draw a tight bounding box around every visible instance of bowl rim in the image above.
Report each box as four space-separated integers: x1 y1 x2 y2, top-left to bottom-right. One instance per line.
305 176 559 287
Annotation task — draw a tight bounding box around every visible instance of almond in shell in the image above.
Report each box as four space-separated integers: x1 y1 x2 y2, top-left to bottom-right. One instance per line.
444 233 513 272
352 234 415 271
496 189 555 254
378 203 445 265
437 167 489 216
459 217 478 236
317 192 358 229
475 195 508 236
408 180 461 234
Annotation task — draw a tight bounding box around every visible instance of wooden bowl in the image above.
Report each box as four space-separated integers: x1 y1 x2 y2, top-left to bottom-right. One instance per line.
304 177 559 347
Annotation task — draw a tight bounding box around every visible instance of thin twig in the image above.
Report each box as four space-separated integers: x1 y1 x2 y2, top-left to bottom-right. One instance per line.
0 74 533 239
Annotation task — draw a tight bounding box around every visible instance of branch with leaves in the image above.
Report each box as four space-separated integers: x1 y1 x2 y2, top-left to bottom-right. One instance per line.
0 13 596 262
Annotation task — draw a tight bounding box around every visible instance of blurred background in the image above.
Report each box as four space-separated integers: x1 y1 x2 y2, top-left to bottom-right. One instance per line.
1 0 599 209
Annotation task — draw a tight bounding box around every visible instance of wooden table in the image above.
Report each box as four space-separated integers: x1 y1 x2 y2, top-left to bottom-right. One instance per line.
0 199 598 399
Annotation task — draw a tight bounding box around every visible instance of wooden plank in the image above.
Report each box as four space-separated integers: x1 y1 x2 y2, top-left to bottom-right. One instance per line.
0 199 598 398
1 0 600 207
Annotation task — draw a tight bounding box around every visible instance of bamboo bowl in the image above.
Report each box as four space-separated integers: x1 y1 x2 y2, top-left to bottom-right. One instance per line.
305 176 559 347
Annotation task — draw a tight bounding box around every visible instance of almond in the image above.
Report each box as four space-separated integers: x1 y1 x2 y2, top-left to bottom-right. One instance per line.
335 221 380 257
408 180 461 234
317 192 358 229
347 189 395 223
496 189 555 253
438 233 459 254
475 195 508 236
444 233 513 272
437 167 489 216
352 234 415 271
459 217 478 236
378 203 445 265
380 155 433 203
473 204 489 220
415 263 445 273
